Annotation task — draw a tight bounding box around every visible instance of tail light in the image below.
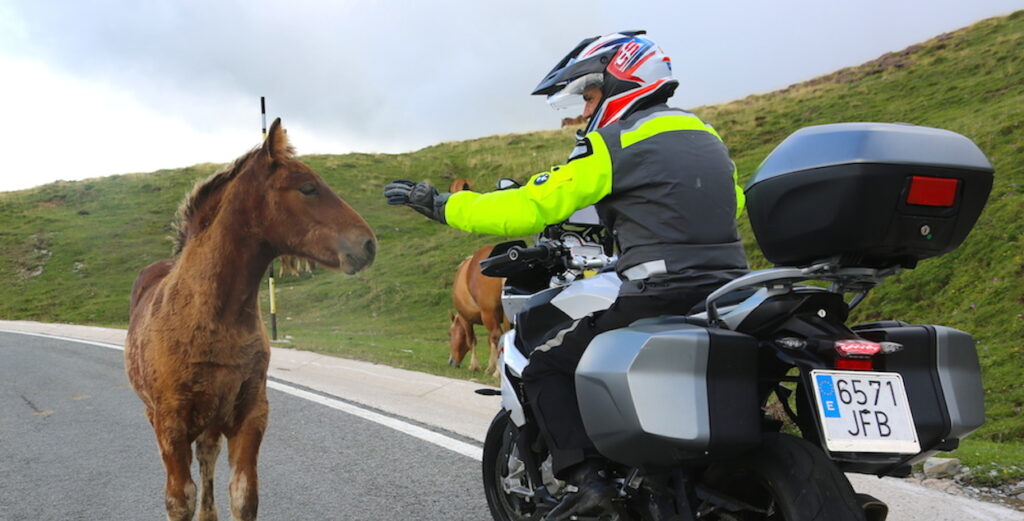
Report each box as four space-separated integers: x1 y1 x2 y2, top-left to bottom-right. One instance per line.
835 358 874 371
835 340 882 357
833 339 903 371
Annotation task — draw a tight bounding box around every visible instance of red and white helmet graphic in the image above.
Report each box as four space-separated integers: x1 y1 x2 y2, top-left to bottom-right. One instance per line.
532 30 677 133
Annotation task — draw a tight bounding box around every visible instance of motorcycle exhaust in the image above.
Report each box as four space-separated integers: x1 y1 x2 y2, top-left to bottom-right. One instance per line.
856 493 888 521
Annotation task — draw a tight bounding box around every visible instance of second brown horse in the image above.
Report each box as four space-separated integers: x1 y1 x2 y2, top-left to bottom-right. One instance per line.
449 244 505 378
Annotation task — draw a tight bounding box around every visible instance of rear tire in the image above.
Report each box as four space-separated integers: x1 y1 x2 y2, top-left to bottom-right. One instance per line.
482 410 545 521
701 433 866 521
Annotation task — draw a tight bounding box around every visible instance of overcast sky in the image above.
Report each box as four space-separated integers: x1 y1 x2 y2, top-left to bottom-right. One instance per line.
0 0 1021 192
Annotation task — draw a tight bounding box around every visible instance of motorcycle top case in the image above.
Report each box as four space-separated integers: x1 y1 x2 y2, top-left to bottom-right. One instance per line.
575 318 760 469
746 123 993 268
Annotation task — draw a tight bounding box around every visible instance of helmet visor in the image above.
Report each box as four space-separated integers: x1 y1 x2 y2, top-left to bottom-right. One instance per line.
546 73 603 109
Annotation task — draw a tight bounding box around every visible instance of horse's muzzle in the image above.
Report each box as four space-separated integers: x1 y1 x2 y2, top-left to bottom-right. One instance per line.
342 238 377 274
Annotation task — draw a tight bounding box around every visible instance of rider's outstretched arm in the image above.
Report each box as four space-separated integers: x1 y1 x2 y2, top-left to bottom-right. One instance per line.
445 133 613 236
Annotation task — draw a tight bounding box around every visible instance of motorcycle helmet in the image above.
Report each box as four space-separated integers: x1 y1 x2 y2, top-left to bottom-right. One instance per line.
532 30 678 133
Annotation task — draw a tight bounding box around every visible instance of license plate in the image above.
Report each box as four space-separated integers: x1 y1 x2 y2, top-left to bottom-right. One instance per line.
810 370 920 453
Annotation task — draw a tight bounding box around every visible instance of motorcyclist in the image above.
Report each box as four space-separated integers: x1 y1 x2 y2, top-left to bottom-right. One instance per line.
385 31 748 520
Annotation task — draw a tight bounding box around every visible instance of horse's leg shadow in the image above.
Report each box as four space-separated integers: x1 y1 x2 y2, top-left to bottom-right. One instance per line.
155 416 197 521
227 397 268 521
196 429 222 521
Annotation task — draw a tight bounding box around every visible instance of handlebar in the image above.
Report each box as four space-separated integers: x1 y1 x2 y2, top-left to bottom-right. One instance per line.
480 237 612 279
506 243 562 262
480 241 566 278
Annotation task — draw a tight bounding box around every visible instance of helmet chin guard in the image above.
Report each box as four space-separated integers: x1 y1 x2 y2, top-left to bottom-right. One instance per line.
588 78 678 133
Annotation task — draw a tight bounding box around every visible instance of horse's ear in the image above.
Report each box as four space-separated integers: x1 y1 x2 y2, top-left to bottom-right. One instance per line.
449 311 455 323
262 117 294 162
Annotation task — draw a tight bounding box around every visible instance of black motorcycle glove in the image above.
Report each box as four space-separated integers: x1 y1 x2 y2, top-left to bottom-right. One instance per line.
384 179 449 224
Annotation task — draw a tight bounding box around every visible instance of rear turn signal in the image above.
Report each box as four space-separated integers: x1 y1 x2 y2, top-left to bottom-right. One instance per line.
907 176 959 207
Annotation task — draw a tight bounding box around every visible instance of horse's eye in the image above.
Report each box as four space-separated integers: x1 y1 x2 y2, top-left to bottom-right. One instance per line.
298 182 318 196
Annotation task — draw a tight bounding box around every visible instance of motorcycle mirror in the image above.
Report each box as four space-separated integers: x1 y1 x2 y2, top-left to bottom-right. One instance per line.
496 178 521 190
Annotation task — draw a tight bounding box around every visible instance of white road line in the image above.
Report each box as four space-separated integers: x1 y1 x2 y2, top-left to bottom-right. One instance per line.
0 329 124 351
0 329 484 462
266 380 483 461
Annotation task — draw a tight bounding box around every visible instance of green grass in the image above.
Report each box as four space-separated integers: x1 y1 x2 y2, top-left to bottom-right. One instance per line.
948 438 1024 486
1 11 1022 483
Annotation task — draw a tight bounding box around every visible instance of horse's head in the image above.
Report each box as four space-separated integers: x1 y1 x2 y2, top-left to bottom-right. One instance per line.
249 118 377 274
448 311 474 367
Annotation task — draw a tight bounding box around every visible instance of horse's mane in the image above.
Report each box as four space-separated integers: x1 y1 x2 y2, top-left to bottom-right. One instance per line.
170 124 295 256
170 148 260 255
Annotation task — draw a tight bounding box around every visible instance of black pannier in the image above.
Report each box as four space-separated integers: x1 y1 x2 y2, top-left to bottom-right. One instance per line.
853 322 985 464
745 123 994 268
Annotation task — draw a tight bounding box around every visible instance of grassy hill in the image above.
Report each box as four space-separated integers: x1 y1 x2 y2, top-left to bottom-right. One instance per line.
2 12 1021 482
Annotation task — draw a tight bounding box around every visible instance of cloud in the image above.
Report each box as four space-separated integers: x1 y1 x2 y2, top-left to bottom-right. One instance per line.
0 0 1020 190
2 1 583 146
0 56 257 191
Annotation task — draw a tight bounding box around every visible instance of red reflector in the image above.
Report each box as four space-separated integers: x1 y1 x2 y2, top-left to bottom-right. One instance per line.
907 176 959 207
835 358 874 371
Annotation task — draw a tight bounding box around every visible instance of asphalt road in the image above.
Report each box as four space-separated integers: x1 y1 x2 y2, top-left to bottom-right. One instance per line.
0 332 490 521
3 325 1022 521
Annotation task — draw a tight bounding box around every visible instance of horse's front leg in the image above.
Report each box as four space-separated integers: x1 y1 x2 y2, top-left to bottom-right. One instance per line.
154 416 197 521
196 429 222 521
227 394 268 521
466 328 481 372
486 332 501 378
482 314 503 378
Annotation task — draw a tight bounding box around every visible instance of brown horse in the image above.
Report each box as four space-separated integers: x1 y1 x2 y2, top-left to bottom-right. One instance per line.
449 178 472 193
125 118 376 521
449 245 505 378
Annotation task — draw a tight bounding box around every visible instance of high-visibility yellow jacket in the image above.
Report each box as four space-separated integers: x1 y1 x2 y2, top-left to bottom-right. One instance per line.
446 104 748 289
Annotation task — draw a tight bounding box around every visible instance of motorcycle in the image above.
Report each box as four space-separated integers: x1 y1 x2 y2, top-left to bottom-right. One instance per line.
477 122 994 521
